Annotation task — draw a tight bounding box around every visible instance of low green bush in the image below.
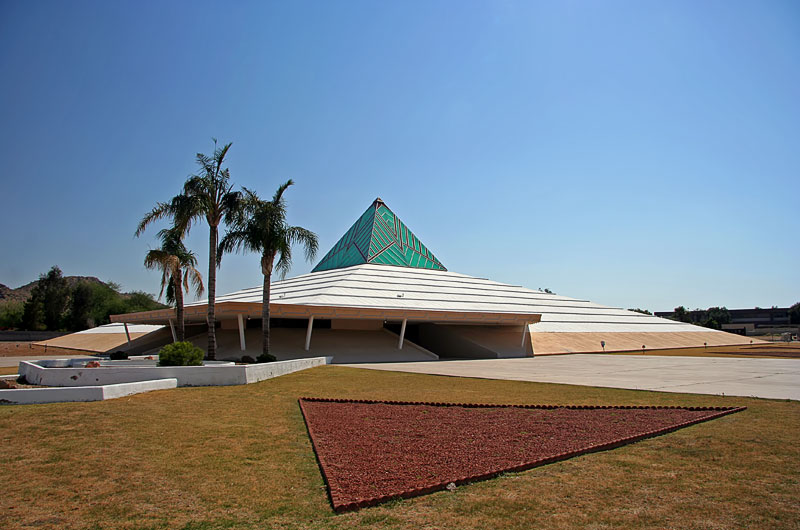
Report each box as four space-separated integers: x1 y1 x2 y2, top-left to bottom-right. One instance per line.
257 352 277 363
158 341 204 366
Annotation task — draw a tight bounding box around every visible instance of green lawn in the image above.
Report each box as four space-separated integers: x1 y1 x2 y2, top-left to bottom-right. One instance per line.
0 365 798 529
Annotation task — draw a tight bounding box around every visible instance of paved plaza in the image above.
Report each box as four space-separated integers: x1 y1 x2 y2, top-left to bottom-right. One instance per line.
347 354 800 401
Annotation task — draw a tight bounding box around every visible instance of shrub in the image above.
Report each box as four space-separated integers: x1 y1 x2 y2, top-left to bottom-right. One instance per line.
257 352 277 363
110 351 128 360
158 341 204 366
240 355 256 364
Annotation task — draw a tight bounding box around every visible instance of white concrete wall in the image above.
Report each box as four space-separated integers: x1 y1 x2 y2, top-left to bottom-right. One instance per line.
18 357 330 388
244 356 331 384
0 379 177 405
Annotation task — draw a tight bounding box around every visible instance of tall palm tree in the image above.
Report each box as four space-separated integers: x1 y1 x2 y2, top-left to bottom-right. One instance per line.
136 139 239 359
219 180 318 361
143 230 204 342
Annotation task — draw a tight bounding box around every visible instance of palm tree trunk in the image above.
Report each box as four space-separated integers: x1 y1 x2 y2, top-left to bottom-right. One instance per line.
174 273 185 341
207 224 218 360
262 270 271 359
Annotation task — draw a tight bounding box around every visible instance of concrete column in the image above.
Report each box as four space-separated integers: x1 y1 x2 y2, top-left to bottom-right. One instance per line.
304 316 315 351
169 319 177 342
521 322 529 348
398 318 407 350
237 314 246 351
123 323 132 346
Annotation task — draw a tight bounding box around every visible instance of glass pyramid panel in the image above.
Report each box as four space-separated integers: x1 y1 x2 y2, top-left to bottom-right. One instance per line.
312 198 447 272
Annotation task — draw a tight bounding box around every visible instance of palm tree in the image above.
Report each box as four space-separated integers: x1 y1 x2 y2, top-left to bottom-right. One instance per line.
136 139 240 359
143 230 204 342
219 180 318 361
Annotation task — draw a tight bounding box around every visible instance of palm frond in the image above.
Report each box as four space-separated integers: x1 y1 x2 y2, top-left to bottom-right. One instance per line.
135 202 172 237
218 229 249 264
186 266 205 298
219 180 317 279
288 226 319 262
272 179 294 204
165 280 176 305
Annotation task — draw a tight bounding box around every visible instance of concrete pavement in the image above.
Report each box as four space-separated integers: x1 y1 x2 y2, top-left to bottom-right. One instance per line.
345 354 800 401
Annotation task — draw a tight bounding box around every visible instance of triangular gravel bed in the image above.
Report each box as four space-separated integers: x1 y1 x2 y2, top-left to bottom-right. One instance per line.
298 398 745 512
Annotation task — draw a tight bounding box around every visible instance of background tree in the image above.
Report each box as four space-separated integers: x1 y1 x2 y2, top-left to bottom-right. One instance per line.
702 306 731 330
67 281 93 330
789 302 800 325
8 269 165 331
673 306 689 323
136 139 239 359
628 308 652 315
144 230 204 341
219 180 318 361
0 301 24 329
22 266 70 330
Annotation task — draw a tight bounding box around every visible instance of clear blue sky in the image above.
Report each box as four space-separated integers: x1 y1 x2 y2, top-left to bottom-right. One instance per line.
1 0 798 311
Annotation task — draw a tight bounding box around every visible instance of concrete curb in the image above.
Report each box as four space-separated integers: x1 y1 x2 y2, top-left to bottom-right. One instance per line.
0 379 178 405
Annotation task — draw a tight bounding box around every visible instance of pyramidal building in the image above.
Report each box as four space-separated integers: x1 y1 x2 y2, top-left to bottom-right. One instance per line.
312 198 446 273
95 198 751 362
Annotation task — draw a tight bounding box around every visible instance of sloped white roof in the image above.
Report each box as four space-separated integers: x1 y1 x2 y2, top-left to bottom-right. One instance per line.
76 323 165 334
190 264 704 334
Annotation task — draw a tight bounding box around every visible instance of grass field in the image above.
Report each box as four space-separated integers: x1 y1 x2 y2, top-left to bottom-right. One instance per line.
0 365 798 529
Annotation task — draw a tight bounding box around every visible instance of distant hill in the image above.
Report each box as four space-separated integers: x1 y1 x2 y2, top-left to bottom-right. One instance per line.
0 284 13 302
0 276 138 304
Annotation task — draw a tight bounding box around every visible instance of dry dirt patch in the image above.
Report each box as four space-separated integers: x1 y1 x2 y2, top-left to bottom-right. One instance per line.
0 341 91 358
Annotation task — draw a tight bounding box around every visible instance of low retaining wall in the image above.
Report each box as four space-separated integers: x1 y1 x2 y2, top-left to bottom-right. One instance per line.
244 357 332 383
19 356 332 388
0 379 177 405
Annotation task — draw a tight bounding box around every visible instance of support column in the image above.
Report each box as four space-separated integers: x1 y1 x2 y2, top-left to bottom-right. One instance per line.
398 318 407 350
123 322 132 346
237 314 246 351
169 319 177 342
304 316 315 351
521 322 529 348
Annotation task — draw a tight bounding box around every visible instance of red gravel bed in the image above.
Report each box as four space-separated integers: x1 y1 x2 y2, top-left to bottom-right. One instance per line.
298 398 745 513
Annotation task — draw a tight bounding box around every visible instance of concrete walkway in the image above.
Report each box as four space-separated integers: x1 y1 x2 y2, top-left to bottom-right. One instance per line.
346 355 800 401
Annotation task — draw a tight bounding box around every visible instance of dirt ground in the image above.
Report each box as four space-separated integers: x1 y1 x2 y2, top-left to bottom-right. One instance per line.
611 342 800 359
0 341 93 357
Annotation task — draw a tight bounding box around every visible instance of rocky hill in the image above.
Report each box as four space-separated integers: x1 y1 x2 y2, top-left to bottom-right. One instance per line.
0 276 116 303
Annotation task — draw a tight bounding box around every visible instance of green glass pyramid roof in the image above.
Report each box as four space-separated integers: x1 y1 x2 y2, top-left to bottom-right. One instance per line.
312 198 447 273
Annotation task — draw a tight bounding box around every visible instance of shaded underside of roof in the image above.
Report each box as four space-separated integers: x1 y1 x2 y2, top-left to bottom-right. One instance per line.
312 198 446 273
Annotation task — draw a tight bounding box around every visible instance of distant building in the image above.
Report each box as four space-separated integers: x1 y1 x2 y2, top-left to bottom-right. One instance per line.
654 307 795 337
